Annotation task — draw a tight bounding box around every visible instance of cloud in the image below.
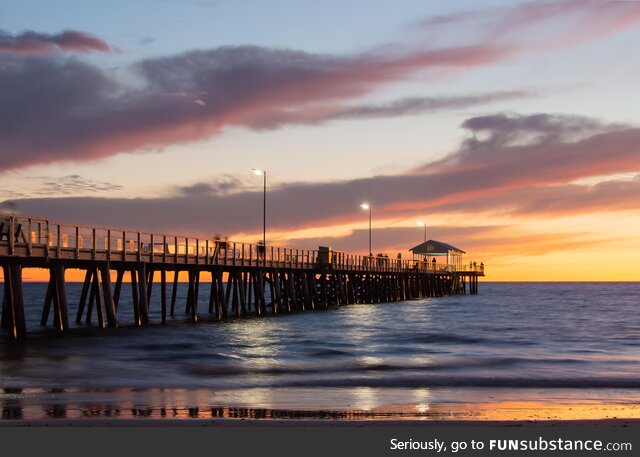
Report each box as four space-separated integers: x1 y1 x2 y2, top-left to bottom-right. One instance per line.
418 174 640 218
0 29 111 54
35 175 123 195
177 174 248 196
0 44 511 171
2 1 640 172
4 113 640 238
418 0 640 48
246 90 532 130
280 225 621 259
280 225 499 254
0 175 123 199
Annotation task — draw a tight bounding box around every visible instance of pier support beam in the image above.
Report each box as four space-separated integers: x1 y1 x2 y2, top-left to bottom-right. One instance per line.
1 264 27 340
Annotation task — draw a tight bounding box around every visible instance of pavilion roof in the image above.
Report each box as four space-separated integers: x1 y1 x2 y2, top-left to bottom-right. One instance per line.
409 240 466 255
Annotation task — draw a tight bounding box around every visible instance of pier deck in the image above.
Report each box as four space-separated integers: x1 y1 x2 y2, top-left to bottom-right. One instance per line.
0 214 484 340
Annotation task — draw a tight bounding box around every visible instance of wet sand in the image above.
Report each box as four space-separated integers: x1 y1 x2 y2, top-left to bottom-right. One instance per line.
1 418 639 427
1 398 639 426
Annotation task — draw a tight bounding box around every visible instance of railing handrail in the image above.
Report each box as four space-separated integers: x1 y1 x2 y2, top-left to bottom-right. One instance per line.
0 212 484 273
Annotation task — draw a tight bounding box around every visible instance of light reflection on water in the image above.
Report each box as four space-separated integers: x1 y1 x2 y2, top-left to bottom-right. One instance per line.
0 282 639 420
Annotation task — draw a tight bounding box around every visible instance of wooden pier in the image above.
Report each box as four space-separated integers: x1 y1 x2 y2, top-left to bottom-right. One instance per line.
0 214 484 340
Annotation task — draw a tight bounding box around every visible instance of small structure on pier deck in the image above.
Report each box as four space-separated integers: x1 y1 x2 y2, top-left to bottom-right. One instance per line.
410 240 465 269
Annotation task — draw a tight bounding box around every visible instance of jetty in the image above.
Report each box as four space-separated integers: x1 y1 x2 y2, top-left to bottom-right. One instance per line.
0 213 484 340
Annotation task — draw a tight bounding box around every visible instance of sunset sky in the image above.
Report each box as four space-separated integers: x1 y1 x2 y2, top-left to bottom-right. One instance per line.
1 0 640 281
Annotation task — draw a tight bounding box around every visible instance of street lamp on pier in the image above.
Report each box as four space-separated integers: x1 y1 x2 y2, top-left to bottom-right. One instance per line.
360 203 372 257
416 221 427 243
251 169 267 269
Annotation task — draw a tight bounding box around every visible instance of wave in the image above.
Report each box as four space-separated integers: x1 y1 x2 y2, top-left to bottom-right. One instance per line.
279 376 640 389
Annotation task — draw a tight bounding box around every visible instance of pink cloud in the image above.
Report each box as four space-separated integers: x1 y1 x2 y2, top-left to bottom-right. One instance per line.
2 0 640 171
0 29 111 54
4 113 640 239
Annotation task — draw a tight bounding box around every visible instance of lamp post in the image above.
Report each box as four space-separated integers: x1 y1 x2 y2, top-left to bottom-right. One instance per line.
360 203 372 256
251 169 266 269
416 221 426 243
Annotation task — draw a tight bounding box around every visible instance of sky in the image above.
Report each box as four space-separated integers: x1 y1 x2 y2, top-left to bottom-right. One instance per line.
1 0 640 281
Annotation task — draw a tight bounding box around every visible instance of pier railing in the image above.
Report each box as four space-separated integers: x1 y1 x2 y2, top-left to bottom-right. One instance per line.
0 213 484 275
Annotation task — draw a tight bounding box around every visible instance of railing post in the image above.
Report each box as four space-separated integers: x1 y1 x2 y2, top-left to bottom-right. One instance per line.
163 235 167 263
8 216 14 255
185 238 189 264
56 224 61 259
195 238 199 264
122 231 126 261
205 239 209 264
44 220 50 258
174 237 178 263
107 230 112 261
137 232 141 261
74 226 79 259
232 243 236 266
27 218 32 256
92 227 96 260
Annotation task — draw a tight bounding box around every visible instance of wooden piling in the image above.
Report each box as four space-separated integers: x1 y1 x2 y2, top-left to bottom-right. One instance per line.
99 264 117 328
161 269 167 325
170 270 179 317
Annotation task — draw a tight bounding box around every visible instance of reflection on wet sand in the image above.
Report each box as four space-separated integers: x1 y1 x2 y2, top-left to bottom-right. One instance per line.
2 387 640 422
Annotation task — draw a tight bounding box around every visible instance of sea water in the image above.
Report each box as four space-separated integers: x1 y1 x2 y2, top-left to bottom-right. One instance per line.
0 282 638 420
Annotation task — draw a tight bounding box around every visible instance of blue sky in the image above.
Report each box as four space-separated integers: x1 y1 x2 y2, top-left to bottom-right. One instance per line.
1 0 640 279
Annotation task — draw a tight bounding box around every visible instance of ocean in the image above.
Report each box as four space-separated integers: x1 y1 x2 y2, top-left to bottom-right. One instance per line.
1 281 639 421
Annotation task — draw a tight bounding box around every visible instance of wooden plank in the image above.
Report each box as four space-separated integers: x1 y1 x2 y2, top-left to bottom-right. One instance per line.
246 271 253 311
100 264 117 328
131 268 140 326
268 273 276 313
300 272 311 310
75 269 92 324
189 271 198 323
41 275 54 327
54 264 69 331
1 265 9 329
92 267 105 328
170 270 179 316
287 272 298 311
85 270 95 325
272 269 282 312
225 271 233 314
217 270 227 319
237 272 247 317
160 269 167 325
243 271 250 311
256 271 266 315
146 269 155 305
138 264 149 324
194 270 200 312
232 272 240 317
209 271 218 314
185 270 194 315
113 269 124 311
10 265 27 339
2 265 17 338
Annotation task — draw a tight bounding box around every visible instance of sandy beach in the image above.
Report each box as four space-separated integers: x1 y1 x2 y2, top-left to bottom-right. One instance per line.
2 418 639 427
